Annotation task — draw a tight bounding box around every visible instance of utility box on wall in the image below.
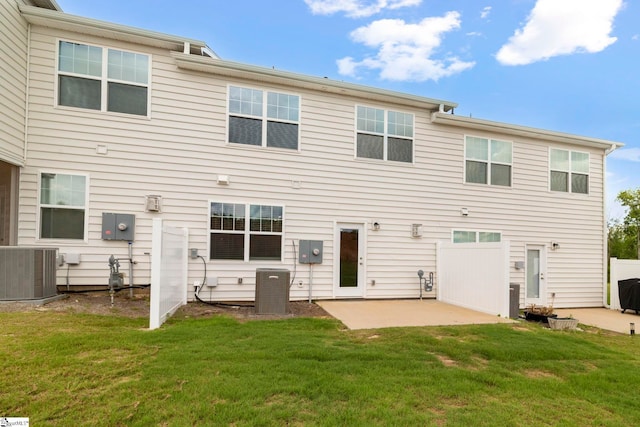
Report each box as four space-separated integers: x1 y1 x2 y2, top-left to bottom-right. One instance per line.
102 213 135 241
299 240 323 264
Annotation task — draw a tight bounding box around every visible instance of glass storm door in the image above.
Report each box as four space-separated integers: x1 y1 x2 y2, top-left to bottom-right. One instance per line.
335 223 365 297
525 246 546 306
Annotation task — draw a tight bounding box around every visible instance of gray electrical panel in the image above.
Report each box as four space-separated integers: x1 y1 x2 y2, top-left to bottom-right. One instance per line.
102 213 135 241
299 240 323 264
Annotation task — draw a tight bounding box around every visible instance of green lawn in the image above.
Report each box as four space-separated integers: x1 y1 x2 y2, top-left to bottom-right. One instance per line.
2 309 640 426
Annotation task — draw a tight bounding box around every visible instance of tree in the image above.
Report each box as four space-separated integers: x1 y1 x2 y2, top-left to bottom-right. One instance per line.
616 188 640 259
608 219 637 260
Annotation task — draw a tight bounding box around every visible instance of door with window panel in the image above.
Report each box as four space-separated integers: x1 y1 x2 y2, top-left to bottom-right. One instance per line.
525 245 547 306
335 223 365 297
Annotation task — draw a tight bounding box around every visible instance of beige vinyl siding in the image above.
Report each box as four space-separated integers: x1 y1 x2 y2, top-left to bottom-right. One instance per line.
0 0 29 165
20 24 607 306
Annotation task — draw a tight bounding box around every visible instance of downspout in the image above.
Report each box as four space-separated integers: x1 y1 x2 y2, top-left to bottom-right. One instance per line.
14 23 33 246
23 23 31 164
603 143 618 307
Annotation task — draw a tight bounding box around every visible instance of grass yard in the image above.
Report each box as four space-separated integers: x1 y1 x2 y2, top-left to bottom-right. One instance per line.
2 310 640 426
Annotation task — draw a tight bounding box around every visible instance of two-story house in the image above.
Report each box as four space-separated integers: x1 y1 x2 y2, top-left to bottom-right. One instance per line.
1 0 622 313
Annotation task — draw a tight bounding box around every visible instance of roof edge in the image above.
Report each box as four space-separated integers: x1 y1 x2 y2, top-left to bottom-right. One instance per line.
171 52 458 112
19 4 209 52
431 112 624 151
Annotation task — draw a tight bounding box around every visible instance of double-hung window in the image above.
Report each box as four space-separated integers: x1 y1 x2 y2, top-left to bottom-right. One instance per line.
465 136 512 186
228 86 300 150
39 172 87 240
356 106 414 163
550 149 589 194
210 202 283 261
57 41 149 116
452 230 501 243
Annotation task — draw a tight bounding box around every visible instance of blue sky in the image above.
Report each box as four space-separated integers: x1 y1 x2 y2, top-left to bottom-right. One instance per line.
56 0 639 220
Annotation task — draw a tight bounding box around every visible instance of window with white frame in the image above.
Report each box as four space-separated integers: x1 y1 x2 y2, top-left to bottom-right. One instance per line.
228 86 299 150
57 41 149 116
550 148 589 194
356 106 414 163
209 202 283 261
452 230 501 243
465 136 512 186
39 173 87 240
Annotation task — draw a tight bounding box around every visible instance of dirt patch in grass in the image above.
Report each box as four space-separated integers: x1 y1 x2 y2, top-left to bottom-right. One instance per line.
523 369 560 380
0 291 333 321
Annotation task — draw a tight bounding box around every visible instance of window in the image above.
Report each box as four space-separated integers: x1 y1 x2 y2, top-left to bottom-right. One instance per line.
39 173 87 240
550 149 589 194
465 136 512 186
58 41 149 116
209 202 283 261
228 86 299 150
356 106 413 163
452 230 501 243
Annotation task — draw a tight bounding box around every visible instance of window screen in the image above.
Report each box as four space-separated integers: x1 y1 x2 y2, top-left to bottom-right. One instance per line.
228 86 299 149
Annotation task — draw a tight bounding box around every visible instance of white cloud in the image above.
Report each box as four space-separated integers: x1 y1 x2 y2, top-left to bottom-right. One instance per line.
633 34 639 41
496 0 623 66
610 148 640 162
337 12 475 81
480 6 491 19
304 0 421 18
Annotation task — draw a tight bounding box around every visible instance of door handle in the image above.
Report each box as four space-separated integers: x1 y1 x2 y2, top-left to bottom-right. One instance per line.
540 273 545 280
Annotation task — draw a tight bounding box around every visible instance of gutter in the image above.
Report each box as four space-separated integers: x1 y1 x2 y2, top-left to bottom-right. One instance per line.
431 111 624 151
171 52 458 112
19 4 209 52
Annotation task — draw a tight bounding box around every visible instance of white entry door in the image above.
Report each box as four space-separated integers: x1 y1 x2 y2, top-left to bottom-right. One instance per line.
525 245 547 306
334 223 365 298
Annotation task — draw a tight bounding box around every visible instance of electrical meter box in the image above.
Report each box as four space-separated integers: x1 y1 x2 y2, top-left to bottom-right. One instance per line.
299 240 323 264
102 213 135 241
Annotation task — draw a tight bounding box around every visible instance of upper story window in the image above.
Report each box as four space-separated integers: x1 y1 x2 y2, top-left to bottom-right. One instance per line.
550 149 589 194
39 172 88 240
209 202 284 261
453 230 501 243
228 86 300 150
57 41 149 116
465 136 512 187
356 106 414 163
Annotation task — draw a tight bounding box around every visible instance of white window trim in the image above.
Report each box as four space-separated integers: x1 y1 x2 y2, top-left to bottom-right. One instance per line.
226 84 301 152
548 148 590 194
354 104 415 164
55 38 152 118
451 229 502 243
208 200 285 262
36 170 90 243
463 135 513 187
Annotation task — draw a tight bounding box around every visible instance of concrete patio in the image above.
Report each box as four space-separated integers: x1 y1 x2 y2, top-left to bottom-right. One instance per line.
317 299 515 330
317 299 640 335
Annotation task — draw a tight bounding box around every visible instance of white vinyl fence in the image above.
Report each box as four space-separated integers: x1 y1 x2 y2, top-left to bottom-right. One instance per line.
437 240 510 318
149 218 189 330
609 257 640 311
